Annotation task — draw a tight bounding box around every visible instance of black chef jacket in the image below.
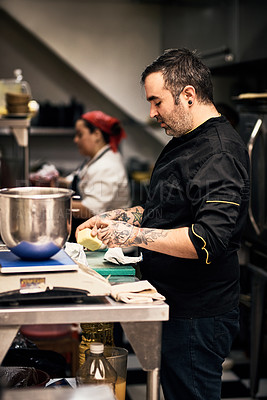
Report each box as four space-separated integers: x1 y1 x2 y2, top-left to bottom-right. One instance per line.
140 116 250 318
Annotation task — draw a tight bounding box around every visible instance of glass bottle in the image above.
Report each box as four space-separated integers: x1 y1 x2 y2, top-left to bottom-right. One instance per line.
76 342 117 393
79 323 115 366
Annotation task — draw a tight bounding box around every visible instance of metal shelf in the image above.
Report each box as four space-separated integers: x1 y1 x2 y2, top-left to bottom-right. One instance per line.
30 127 75 136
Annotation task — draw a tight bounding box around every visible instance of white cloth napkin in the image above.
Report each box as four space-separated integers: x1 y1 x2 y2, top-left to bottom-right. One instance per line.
110 280 166 303
64 242 88 266
104 247 142 265
64 242 110 285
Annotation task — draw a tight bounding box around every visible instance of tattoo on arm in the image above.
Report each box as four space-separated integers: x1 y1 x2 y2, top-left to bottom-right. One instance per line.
101 221 168 249
116 211 131 223
116 208 143 226
99 209 129 220
101 223 134 247
100 207 144 226
133 228 168 246
131 208 143 226
100 211 113 219
108 225 168 247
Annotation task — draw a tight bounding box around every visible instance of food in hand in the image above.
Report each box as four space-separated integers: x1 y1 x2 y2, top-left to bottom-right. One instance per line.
77 228 102 251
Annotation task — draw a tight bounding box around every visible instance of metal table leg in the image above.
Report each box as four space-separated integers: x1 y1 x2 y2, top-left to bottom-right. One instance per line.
0 325 20 364
147 368 160 400
121 321 162 400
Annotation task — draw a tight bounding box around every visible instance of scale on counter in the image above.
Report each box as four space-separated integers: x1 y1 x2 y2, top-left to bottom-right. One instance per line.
0 249 78 274
0 248 105 306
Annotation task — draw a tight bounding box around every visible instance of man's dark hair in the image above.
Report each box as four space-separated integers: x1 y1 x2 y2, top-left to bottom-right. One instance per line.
141 48 214 104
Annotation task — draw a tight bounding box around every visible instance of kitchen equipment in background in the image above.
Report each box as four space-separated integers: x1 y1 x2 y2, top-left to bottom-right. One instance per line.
0 68 36 186
32 97 84 127
0 69 31 117
126 157 152 206
5 92 31 115
0 117 31 186
0 187 74 260
235 93 267 253
234 93 267 398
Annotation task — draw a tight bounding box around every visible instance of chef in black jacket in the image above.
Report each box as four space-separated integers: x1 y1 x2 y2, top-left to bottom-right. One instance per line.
76 48 250 400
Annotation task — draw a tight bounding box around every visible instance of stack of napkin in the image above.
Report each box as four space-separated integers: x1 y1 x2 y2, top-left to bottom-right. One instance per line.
110 280 165 303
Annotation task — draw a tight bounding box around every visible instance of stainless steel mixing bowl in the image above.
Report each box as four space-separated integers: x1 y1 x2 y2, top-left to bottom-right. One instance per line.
0 187 74 260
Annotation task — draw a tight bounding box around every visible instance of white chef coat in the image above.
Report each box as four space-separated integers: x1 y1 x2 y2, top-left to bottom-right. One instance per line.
77 145 131 215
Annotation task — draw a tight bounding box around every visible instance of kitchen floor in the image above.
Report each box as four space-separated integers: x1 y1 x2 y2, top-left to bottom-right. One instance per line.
125 349 267 400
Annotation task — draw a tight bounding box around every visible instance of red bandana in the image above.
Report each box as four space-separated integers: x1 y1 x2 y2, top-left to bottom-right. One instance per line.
82 111 126 152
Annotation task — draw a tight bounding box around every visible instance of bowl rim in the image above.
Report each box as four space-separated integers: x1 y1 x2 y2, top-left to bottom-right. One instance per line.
0 187 74 199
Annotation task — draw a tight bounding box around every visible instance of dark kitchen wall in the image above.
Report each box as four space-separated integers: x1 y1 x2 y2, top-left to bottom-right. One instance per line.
161 0 267 106
162 0 267 66
162 0 236 67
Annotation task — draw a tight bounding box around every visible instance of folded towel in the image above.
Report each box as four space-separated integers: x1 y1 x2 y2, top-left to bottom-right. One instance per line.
110 280 165 303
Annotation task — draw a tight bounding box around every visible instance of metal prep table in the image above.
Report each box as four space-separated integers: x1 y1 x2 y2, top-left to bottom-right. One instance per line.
0 292 169 400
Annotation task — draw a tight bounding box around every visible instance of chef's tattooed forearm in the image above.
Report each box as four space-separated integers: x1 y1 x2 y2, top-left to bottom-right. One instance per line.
133 227 168 246
101 209 131 223
99 207 144 227
100 223 134 246
99 211 114 219
101 222 168 248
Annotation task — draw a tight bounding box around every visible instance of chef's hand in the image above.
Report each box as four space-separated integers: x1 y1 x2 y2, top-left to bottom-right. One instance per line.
75 209 130 240
75 215 109 240
98 220 140 248
76 217 139 247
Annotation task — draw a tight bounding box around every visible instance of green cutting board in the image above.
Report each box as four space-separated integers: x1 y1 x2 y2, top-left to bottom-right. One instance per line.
85 251 136 276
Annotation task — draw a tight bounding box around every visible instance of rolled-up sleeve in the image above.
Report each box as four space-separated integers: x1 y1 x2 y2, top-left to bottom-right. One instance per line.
188 152 250 264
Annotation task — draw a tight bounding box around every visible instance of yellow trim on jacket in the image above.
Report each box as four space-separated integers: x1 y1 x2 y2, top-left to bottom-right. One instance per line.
191 224 211 265
206 200 240 206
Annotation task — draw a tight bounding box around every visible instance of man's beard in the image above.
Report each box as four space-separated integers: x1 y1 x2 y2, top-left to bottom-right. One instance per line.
163 102 193 138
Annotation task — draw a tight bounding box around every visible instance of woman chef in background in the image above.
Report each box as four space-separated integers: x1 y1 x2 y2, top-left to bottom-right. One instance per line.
60 111 131 241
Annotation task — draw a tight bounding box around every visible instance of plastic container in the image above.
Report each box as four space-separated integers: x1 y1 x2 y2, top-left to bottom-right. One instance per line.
76 342 117 393
104 347 128 400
